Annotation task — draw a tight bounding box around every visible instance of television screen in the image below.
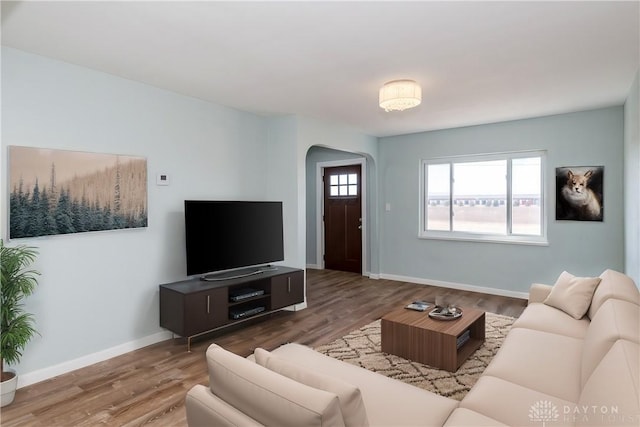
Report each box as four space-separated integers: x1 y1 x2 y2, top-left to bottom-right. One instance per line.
184 200 284 276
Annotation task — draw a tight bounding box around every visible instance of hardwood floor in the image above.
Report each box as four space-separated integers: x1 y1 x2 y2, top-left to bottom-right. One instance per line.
1 269 527 426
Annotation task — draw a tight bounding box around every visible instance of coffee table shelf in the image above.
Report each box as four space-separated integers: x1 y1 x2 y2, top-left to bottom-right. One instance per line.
381 306 485 372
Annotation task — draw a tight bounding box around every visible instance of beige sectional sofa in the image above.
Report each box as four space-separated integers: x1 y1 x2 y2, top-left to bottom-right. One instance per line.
185 269 640 426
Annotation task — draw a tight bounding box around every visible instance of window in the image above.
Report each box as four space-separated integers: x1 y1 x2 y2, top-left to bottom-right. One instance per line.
329 173 358 197
420 151 546 244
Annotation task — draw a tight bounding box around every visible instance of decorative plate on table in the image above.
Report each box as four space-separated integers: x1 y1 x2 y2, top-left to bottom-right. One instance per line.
428 306 462 320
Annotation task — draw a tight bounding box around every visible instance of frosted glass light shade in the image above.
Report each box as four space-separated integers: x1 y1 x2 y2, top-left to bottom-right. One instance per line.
379 80 422 112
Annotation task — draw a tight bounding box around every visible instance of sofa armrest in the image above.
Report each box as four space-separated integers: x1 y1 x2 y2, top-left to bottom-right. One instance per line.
186 384 264 427
528 283 553 304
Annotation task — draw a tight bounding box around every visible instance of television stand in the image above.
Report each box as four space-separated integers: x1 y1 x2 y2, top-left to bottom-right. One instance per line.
159 266 304 351
200 265 278 282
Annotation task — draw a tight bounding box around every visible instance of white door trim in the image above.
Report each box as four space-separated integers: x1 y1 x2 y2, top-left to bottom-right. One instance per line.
316 158 367 275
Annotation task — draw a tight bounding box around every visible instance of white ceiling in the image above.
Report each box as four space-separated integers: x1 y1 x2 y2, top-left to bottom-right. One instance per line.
2 1 639 137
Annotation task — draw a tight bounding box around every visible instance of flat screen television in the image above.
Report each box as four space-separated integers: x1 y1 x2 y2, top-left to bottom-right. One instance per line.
184 200 284 277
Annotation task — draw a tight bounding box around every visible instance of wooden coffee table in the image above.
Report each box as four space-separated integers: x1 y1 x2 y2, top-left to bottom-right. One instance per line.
381 306 485 372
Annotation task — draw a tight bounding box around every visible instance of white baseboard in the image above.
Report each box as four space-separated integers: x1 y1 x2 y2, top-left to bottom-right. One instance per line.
367 272 380 279
306 264 321 270
17 330 173 389
379 273 529 300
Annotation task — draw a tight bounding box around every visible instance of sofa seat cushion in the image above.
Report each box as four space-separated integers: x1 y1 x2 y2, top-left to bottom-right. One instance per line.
482 328 583 402
253 348 369 427
580 299 640 385
443 408 508 426
459 375 576 426
270 343 459 426
588 269 640 319
578 340 640 426
206 344 346 427
544 271 601 320
512 302 590 338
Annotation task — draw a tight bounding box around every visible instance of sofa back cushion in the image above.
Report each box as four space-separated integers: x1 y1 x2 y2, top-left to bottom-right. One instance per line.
254 348 369 427
186 384 265 427
588 269 640 319
206 344 345 427
581 299 640 386
578 340 639 426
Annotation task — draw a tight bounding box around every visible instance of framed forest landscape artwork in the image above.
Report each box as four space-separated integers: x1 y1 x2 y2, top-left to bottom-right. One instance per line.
555 165 604 222
8 146 148 239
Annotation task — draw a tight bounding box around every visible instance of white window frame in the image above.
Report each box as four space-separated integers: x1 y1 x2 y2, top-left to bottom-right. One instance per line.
419 150 548 246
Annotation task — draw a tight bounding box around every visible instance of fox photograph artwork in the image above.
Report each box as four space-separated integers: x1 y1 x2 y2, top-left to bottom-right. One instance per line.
555 166 603 222
8 146 148 239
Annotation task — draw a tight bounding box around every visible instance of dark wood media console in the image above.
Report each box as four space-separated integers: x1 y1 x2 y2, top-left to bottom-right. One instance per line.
159 266 304 350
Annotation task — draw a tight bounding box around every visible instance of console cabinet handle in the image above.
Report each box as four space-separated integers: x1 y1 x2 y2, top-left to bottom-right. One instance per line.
207 295 210 314
287 277 291 293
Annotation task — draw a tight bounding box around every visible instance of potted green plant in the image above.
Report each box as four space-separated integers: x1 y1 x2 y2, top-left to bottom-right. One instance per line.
1 240 39 407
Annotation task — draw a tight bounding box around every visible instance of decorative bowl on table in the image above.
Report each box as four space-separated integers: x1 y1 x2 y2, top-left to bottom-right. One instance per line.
428 306 462 320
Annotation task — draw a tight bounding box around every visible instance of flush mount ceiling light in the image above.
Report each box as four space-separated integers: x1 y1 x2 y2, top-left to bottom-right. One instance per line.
379 79 422 112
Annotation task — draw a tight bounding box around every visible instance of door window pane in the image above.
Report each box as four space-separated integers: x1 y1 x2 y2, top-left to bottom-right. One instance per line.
329 174 358 198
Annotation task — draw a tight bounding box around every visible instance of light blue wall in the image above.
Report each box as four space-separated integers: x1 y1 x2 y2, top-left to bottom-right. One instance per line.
0 49 380 386
624 71 640 285
266 115 304 270
3 45 632 387
296 118 379 275
264 117 379 275
1 48 272 385
379 107 625 292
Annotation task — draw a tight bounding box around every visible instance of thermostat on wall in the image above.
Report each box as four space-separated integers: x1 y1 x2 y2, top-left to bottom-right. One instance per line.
156 173 170 186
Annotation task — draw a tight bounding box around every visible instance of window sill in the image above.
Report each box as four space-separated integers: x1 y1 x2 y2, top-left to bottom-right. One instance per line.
418 231 549 246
